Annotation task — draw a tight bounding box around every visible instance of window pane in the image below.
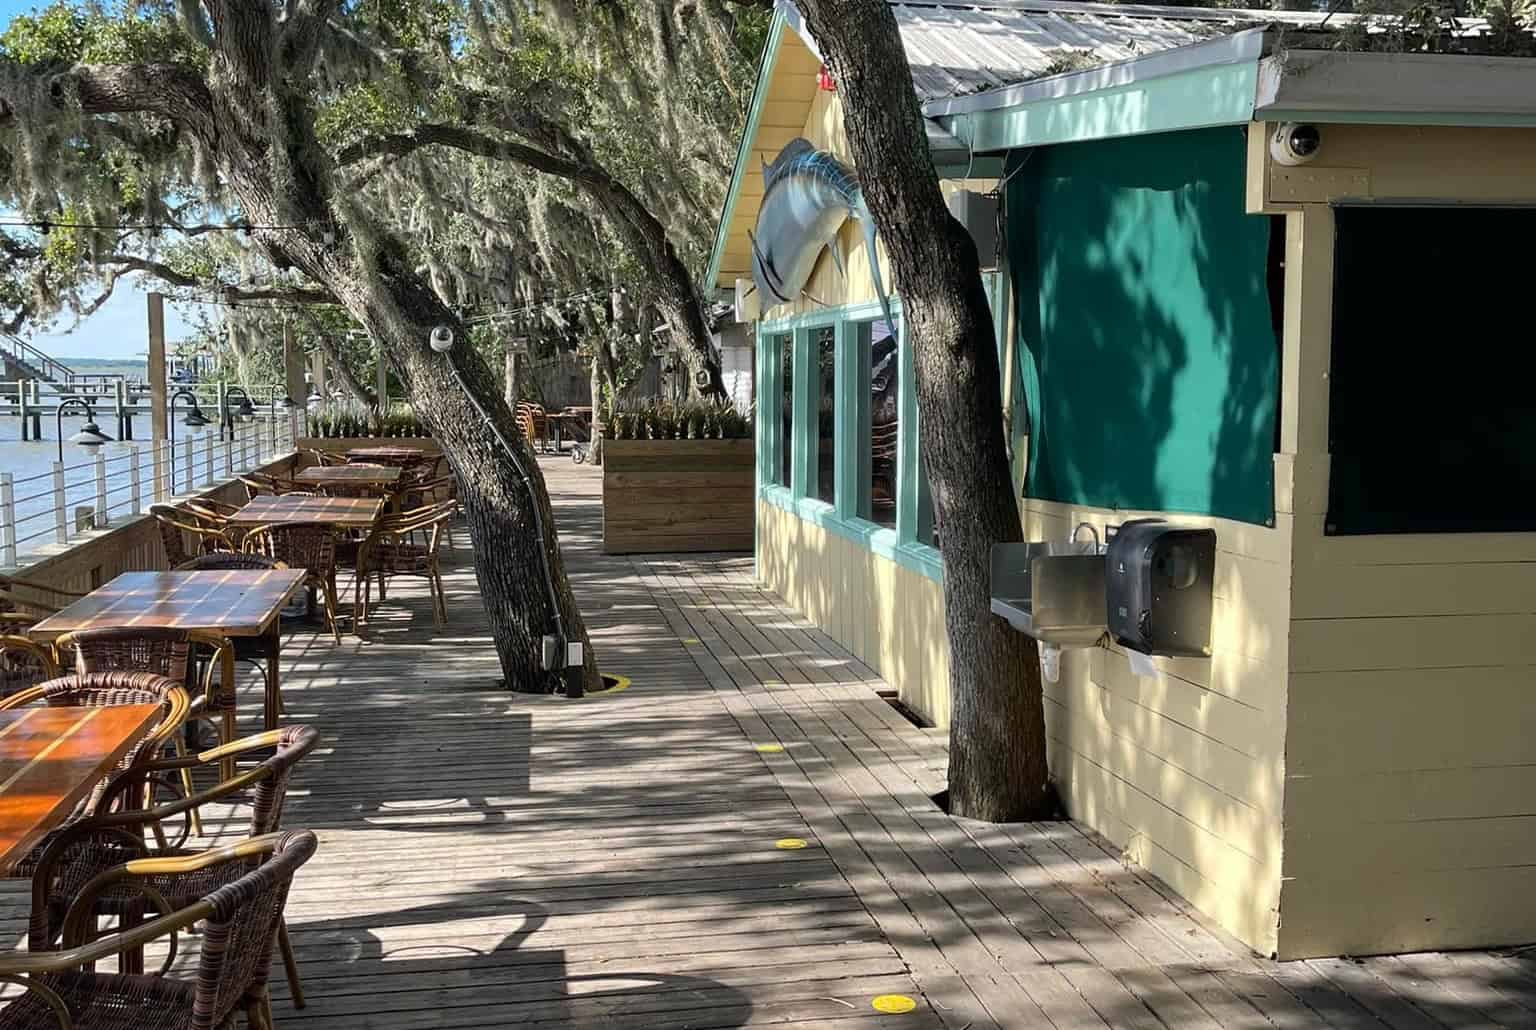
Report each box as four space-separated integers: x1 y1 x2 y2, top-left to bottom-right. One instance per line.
778 335 793 488
868 320 898 528
814 327 835 505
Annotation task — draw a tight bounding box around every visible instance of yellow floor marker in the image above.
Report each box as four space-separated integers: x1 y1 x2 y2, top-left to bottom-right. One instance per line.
681 637 700 645
754 743 784 753
775 837 808 850
871 995 917 1014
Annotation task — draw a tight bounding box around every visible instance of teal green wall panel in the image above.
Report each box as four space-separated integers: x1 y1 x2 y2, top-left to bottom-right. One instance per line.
1009 127 1278 526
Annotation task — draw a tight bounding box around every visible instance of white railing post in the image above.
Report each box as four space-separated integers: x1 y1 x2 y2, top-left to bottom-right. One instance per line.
0 472 16 567
93 449 108 528
154 439 168 502
203 432 214 487
223 430 233 480
129 445 142 516
52 462 67 544
188 432 199 491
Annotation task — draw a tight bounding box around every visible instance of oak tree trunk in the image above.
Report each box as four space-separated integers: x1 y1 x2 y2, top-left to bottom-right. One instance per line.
795 0 1049 820
313 333 376 407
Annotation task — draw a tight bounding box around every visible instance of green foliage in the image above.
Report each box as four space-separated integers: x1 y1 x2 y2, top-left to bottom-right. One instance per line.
604 398 749 441
305 399 428 438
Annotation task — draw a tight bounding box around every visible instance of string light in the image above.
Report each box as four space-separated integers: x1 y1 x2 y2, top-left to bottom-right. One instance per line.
0 218 329 234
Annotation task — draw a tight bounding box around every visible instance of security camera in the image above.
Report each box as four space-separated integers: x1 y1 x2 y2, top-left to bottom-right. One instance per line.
1270 122 1321 167
429 326 454 353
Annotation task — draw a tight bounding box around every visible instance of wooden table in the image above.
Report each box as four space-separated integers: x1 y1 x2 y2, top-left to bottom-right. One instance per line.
294 465 403 487
345 446 435 469
0 704 160 875
227 494 385 530
30 571 306 731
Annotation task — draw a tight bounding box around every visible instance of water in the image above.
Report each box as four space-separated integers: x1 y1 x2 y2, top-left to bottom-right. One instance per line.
1 411 289 562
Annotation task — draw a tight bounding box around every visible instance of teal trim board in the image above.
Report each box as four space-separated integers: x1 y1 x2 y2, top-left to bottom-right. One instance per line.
937 60 1259 154
1009 126 1278 526
704 10 787 291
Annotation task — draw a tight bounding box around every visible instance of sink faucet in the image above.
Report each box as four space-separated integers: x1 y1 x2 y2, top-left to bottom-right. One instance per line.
1072 522 1100 550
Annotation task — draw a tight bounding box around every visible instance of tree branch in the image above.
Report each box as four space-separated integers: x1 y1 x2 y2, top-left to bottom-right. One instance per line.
103 254 337 304
0 63 217 137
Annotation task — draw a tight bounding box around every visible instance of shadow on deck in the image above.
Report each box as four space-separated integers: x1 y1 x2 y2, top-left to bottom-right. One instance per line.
5 456 1534 1029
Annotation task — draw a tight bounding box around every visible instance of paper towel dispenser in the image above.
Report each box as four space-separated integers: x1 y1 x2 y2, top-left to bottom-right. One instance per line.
1105 519 1215 657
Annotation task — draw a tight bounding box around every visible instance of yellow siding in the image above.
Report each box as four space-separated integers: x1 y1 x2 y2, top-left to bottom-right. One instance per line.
756 501 952 727
1024 497 1292 955
1251 122 1536 959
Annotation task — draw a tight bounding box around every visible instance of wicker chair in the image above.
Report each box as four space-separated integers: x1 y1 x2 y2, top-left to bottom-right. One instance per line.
0 673 189 881
0 829 319 1030
354 501 457 631
55 628 234 831
243 523 342 644
238 471 301 499
1 629 57 699
305 447 348 467
150 505 233 567
27 725 321 1009
0 576 87 617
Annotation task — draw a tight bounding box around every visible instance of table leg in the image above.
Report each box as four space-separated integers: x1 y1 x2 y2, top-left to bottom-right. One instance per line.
263 621 281 731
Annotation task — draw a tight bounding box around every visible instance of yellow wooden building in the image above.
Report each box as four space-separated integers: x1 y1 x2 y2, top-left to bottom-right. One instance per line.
708 1 1536 961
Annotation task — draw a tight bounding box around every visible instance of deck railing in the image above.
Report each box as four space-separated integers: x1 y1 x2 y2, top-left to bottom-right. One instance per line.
1 410 300 566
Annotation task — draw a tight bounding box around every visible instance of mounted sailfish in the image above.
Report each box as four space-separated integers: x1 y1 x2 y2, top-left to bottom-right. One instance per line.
747 138 896 331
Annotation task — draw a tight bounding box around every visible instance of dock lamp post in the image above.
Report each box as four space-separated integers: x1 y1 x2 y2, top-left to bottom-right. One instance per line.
221 386 256 442
270 390 295 450
56 395 114 465
427 324 581 697
169 387 211 485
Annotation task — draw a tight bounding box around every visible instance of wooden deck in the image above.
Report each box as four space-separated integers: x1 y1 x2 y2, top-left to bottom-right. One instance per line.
6 455 1536 1028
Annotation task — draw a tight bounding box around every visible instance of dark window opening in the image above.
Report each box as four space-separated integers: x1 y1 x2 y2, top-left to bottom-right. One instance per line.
814 327 836 506
1327 205 1536 534
778 335 793 489
866 321 899 528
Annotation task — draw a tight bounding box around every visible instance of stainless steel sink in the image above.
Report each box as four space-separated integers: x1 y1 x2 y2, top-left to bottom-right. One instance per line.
990 541 1107 648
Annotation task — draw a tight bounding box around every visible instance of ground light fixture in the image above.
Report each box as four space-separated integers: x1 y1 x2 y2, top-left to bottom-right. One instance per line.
427 323 580 696
56 395 114 465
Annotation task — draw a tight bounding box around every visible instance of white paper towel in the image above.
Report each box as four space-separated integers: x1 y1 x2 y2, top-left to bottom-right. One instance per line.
1126 649 1159 679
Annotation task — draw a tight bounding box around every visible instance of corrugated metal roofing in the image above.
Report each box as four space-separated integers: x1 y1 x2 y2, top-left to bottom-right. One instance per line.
890 0 1297 101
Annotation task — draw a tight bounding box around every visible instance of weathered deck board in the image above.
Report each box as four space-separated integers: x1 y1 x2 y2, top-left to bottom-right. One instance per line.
3 455 1534 1029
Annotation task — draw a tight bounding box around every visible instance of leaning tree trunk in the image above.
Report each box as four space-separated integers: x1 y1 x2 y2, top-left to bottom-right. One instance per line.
797 0 1049 820
319 240 603 694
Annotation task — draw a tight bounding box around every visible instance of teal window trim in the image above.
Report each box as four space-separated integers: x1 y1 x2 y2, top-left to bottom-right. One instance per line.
755 299 945 584
832 320 858 518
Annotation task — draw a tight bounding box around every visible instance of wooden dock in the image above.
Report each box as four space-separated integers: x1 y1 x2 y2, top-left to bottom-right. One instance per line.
5 455 1535 1028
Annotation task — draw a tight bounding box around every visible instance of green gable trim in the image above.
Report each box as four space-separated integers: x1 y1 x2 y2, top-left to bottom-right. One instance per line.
1011 126 1278 527
937 59 1258 154
705 11 787 293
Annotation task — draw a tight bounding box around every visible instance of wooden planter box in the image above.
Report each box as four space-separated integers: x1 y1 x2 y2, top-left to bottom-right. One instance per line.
602 439 754 554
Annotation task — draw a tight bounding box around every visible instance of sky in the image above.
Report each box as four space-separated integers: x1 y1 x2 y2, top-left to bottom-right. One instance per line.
0 0 214 361
27 278 208 362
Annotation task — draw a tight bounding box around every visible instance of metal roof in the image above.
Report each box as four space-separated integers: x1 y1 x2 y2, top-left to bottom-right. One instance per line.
872 0 1334 102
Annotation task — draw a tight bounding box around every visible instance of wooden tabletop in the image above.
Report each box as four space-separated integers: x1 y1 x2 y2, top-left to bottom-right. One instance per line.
29 570 307 641
345 447 435 466
0 704 160 874
294 465 403 485
228 494 385 529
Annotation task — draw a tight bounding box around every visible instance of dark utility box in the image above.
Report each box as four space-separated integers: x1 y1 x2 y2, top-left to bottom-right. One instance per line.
1105 519 1216 657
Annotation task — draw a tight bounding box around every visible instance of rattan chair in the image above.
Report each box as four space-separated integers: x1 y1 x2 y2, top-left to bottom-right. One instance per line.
150 504 233 567
353 501 457 631
1 630 57 698
238 471 301 499
305 447 348 467
55 628 234 831
0 576 87 617
0 673 189 880
243 523 342 644
27 725 321 1009
0 829 318 1030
